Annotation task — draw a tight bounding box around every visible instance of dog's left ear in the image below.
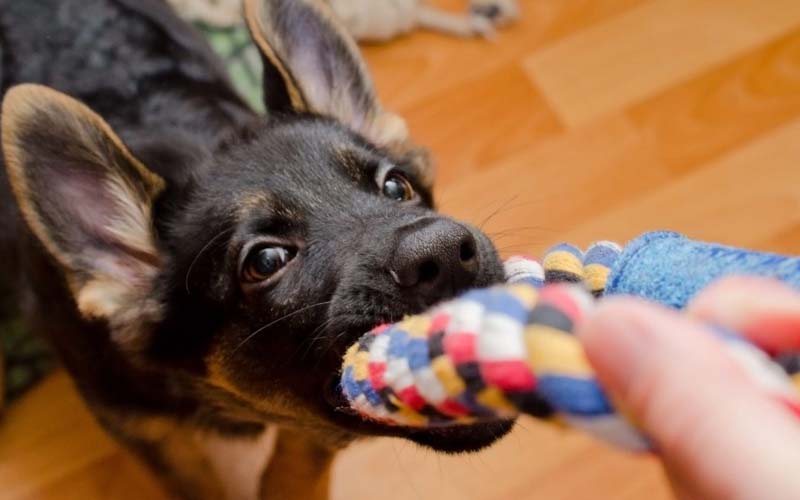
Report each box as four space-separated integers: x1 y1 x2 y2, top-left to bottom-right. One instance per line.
2 84 165 340
244 0 409 149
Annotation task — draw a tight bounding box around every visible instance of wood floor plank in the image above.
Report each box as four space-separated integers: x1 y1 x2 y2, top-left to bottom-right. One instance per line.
0 374 123 499
433 115 670 257
759 223 800 255
332 420 670 500
400 63 562 186
22 453 167 500
557 117 800 250
362 0 645 111
628 29 800 174
525 0 800 127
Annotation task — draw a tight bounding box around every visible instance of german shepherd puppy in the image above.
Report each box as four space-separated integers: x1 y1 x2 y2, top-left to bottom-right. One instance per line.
0 0 511 498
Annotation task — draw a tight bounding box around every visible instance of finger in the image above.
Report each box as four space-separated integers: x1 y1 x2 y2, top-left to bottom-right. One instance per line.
577 298 800 500
688 276 800 354
668 476 701 500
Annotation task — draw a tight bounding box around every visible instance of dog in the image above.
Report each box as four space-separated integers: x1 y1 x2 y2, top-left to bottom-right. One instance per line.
0 0 512 498
165 0 519 41
328 0 520 41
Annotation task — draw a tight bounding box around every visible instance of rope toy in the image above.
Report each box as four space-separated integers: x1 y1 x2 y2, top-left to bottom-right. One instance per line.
341 233 800 451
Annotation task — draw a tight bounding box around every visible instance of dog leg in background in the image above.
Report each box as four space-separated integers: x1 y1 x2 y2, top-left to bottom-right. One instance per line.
416 4 495 38
409 0 521 39
471 0 520 27
258 428 334 500
164 0 520 41
328 0 520 42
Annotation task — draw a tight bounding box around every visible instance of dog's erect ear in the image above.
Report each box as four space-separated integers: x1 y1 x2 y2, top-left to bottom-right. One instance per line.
2 84 165 332
244 0 409 148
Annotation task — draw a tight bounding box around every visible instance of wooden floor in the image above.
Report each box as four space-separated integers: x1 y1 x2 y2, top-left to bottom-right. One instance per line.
3 0 800 498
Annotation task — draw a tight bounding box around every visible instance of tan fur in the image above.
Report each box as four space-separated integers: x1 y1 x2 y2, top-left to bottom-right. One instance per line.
236 192 273 217
148 424 230 500
370 110 410 148
207 353 256 402
0 347 4 415
119 413 330 500
198 425 278 500
2 87 83 273
101 412 278 500
259 428 334 500
206 352 314 424
77 278 138 320
95 413 223 498
110 413 179 442
103 173 163 258
201 353 342 499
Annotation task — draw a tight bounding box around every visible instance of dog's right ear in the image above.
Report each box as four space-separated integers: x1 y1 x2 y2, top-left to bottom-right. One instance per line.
244 0 409 149
2 84 165 343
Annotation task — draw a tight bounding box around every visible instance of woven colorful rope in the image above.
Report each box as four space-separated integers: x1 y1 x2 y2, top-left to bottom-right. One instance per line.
340 242 800 451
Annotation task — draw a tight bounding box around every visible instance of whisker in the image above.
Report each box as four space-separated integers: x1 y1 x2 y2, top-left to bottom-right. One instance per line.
477 194 519 230
297 315 341 362
488 224 554 236
311 327 352 370
475 198 559 229
495 244 539 254
185 227 236 295
232 300 333 355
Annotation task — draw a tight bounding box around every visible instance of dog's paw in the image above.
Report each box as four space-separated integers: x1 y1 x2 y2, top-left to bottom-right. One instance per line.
468 14 496 38
470 0 520 28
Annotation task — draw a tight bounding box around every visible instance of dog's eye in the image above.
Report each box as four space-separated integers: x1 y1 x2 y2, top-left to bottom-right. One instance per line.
381 172 415 202
243 246 294 283
375 161 418 202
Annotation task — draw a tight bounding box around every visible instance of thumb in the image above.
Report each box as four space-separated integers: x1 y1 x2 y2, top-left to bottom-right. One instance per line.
577 298 800 500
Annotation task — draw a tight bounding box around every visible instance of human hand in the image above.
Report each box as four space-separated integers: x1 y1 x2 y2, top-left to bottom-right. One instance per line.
577 277 800 500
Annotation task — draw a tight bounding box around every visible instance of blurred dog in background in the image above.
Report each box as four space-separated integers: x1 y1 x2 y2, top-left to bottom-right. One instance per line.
167 0 519 41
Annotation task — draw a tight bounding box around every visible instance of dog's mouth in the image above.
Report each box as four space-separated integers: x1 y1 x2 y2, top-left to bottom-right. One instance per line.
315 240 510 452
317 312 514 453
321 371 515 452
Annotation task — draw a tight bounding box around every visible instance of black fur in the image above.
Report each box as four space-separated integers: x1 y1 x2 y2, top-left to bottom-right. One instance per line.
0 0 513 496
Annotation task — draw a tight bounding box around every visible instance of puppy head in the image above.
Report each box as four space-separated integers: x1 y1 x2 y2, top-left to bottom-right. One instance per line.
2 0 511 451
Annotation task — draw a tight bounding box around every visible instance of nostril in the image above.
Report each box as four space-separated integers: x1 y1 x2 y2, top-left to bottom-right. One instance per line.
460 239 476 262
418 260 440 284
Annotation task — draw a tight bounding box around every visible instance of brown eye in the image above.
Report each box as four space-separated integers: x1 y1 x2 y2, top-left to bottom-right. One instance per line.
382 172 414 202
243 246 294 283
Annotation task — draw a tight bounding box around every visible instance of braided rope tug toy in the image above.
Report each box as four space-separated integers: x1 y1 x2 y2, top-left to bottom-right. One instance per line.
340 232 800 451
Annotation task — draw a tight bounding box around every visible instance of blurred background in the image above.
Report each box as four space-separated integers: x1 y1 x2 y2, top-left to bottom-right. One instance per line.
3 0 800 498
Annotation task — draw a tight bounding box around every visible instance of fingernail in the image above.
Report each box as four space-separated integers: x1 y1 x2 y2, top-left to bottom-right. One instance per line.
577 298 741 397
773 394 800 421
692 279 800 354
693 278 800 323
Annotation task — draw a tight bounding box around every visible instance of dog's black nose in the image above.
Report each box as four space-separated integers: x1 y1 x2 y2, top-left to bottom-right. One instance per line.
389 219 479 302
